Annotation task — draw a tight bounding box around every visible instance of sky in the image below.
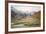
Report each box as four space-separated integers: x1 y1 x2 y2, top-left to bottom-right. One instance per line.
11 3 41 15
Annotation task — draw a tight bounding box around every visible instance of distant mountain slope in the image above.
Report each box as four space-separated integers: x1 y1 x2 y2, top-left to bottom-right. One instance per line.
11 6 32 18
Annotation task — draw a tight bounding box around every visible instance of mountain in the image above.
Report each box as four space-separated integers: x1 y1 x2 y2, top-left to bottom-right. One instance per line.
31 11 40 19
11 7 32 20
11 10 41 28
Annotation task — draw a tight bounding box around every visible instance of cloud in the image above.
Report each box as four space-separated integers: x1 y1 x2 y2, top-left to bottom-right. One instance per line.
11 3 41 16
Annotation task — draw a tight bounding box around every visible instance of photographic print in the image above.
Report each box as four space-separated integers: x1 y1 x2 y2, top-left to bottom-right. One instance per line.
11 4 41 28
8 2 44 32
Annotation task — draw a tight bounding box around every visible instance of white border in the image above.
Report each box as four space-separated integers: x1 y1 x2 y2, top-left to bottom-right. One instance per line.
8 3 43 32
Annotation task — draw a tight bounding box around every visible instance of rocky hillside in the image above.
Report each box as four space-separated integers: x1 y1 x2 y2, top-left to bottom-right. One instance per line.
11 11 41 28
